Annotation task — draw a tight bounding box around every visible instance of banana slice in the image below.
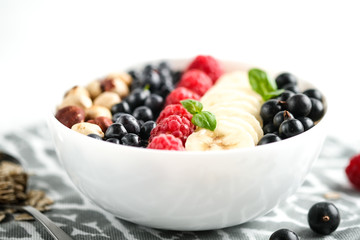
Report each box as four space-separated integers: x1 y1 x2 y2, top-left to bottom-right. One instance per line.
215 116 259 144
185 119 254 151
201 90 262 110
215 71 249 87
206 101 262 123
206 106 263 141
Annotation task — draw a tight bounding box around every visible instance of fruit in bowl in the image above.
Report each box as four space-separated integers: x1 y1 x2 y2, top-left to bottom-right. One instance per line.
48 56 327 230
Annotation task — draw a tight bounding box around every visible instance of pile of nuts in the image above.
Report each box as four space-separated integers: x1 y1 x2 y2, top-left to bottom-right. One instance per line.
55 72 133 136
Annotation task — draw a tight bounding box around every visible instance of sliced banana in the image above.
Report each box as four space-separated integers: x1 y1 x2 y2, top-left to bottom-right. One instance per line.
185 119 254 151
215 71 249 87
201 89 262 109
206 101 262 123
206 106 263 141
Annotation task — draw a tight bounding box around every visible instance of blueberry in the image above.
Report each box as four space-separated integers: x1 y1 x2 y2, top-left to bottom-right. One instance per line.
269 229 299 240
155 79 174 98
297 116 314 131
143 69 161 91
116 114 140 135
308 202 340 235
106 138 121 144
273 110 294 128
87 133 103 140
144 94 164 116
263 122 278 134
111 101 131 115
132 106 154 122
303 88 323 102
158 61 173 82
121 133 141 147
112 112 127 123
260 99 284 123
276 90 295 101
140 121 156 140
128 70 140 82
307 98 325 122
282 83 300 93
279 118 304 139
286 93 312 117
275 72 298 89
172 70 183 85
105 123 127 140
125 88 150 110
258 133 282 145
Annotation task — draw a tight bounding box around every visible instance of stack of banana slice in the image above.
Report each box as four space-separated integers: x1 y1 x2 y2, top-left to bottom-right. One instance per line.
185 71 264 151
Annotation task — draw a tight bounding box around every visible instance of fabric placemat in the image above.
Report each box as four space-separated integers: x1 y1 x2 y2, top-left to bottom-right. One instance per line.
0 124 359 240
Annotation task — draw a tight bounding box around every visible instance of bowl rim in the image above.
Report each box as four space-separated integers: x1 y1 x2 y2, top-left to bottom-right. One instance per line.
49 58 328 156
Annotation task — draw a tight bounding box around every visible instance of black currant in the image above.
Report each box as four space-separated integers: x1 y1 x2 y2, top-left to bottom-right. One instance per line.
87 133 103 140
269 228 299 240
112 112 127 123
105 123 127 140
260 99 284 123
140 121 156 140
144 94 164 117
308 202 340 235
279 119 304 139
106 138 121 144
275 72 298 89
115 114 140 135
303 88 323 102
276 90 295 101
121 133 141 147
282 83 300 93
263 122 278 134
307 98 325 122
125 88 150 110
143 68 161 91
132 106 154 122
286 93 312 117
258 133 282 145
172 70 183 85
273 110 294 128
297 116 314 131
111 101 131 115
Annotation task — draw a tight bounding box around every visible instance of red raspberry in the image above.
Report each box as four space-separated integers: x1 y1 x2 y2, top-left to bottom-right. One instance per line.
176 69 213 96
147 134 185 151
149 115 195 145
186 55 223 83
346 154 360 190
156 104 192 124
165 87 200 106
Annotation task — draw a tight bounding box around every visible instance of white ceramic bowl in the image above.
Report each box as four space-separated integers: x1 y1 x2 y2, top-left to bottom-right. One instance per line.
47 59 328 231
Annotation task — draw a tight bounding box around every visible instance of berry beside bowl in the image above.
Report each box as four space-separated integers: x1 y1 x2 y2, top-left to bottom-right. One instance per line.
48 57 328 231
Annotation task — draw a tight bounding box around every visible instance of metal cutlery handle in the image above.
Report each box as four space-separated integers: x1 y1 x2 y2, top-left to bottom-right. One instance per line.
22 206 73 240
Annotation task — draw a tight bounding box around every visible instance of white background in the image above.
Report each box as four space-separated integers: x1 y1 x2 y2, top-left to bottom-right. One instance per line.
1 1 359 142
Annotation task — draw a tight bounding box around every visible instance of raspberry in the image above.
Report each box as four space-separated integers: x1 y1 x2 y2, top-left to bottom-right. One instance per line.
346 154 360 190
147 134 185 151
165 87 200 106
176 69 213 96
149 115 195 145
156 104 193 124
186 55 223 83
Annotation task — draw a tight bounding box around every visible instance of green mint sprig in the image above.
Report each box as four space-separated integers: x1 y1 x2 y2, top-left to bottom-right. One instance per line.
180 99 217 131
248 68 284 101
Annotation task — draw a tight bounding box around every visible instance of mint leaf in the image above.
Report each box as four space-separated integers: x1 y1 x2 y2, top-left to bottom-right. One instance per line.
180 99 217 131
180 99 203 115
191 111 217 131
248 68 283 101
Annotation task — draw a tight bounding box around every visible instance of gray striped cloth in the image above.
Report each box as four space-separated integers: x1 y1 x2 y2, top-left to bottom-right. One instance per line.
0 125 360 240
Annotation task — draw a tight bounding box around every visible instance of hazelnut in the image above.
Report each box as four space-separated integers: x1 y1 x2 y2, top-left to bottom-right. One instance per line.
93 92 121 110
71 122 104 138
88 116 113 132
64 85 90 98
106 72 133 86
58 94 93 110
55 106 85 128
85 105 112 120
86 80 102 100
100 78 129 98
